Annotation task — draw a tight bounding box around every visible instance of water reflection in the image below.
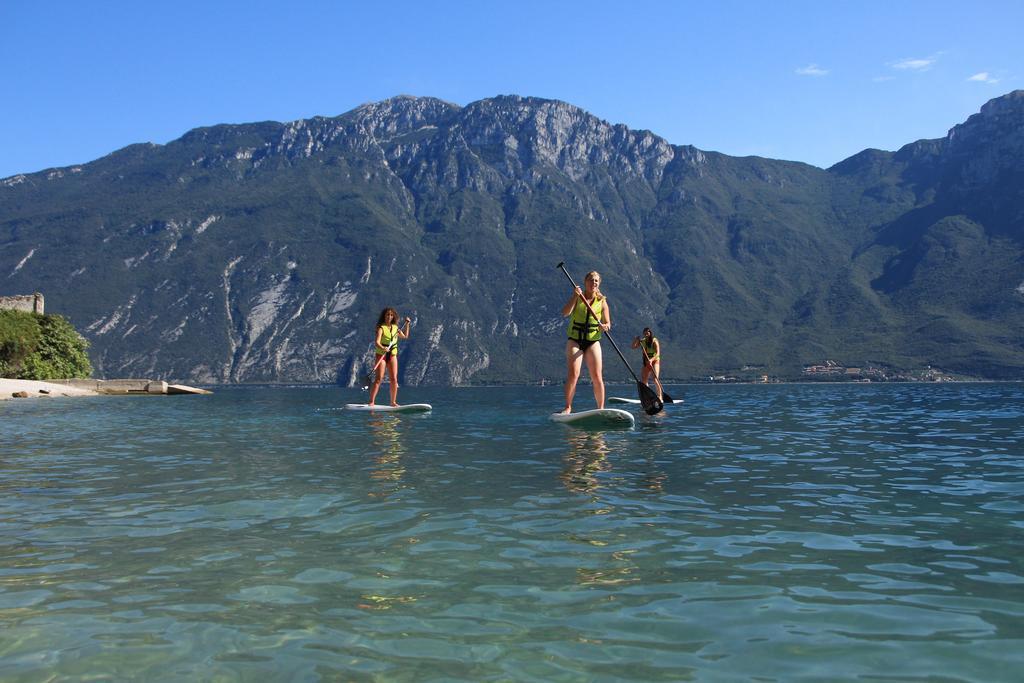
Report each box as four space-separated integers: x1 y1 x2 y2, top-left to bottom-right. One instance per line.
639 456 667 494
558 433 648 587
576 551 641 587
560 431 611 493
559 429 668 496
367 414 407 496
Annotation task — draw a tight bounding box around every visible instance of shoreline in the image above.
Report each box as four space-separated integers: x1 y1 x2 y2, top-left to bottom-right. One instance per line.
5 378 1017 400
210 379 1021 389
2 378 212 400
1 378 99 400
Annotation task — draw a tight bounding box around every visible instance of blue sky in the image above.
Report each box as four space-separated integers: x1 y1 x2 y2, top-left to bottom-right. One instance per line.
2 0 1021 179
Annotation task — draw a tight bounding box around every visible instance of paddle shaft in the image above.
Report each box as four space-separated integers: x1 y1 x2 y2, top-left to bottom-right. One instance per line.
557 263 643 385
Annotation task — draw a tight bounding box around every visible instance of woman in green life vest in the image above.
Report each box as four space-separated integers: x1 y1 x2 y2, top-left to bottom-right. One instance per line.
369 307 411 407
560 270 611 414
632 327 663 401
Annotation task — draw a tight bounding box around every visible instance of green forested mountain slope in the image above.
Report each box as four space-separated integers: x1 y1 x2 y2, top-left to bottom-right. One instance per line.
2 92 1022 383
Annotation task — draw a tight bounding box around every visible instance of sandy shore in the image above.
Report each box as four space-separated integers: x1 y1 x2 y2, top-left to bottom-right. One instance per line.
1 378 99 400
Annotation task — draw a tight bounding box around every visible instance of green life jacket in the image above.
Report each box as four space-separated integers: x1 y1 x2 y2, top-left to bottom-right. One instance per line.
567 296 604 343
378 324 398 355
641 337 659 361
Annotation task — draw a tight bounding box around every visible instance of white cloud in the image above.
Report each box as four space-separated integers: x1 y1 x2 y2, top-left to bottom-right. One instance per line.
891 56 937 71
795 64 829 77
968 72 1000 84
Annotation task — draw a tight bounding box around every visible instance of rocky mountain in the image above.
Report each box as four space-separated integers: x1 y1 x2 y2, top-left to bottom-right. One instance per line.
2 92 1022 383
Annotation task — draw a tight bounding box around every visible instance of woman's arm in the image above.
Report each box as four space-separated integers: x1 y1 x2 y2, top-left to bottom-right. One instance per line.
561 287 582 317
631 335 641 349
397 317 412 339
601 299 611 331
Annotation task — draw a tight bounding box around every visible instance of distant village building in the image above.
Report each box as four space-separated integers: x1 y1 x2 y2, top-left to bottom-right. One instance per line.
0 292 44 315
803 360 843 375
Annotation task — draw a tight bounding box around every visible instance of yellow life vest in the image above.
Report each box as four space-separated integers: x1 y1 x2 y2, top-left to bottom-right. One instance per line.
567 296 604 343
641 337 659 361
377 324 398 356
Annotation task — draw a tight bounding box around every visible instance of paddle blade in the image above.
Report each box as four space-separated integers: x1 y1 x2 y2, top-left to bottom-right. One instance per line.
662 391 674 404
638 381 664 415
360 371 376 391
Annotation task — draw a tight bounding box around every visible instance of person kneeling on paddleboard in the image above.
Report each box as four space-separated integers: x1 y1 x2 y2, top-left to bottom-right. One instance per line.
561 270 611 414
632 327 663 401
369 307 411 407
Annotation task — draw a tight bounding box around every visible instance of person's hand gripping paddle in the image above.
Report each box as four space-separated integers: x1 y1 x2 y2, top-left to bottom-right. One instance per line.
557 262 664 415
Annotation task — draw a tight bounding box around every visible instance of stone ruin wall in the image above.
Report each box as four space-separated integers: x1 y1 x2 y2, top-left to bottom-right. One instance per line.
0 293 45 315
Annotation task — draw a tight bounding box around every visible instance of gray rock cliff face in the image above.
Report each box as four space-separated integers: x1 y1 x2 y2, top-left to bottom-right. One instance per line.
941 91 1024 232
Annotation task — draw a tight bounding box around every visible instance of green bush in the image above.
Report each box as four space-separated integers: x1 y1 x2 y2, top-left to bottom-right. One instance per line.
0 310 42 375
0 310 93 379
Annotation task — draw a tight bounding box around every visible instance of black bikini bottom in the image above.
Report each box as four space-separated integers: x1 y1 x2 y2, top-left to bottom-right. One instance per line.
569 338 598 352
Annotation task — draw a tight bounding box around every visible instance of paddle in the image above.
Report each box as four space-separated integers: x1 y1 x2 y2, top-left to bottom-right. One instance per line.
638 343 674 404
360 341 396 390
557 262 664 415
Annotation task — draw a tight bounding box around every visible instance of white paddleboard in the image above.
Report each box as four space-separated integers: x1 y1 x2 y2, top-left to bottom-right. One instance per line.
344 403 432 413
550 408 635 427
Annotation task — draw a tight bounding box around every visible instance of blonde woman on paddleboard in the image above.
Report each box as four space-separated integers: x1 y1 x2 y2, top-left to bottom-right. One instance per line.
560 270 611 413
369 307 411 407
632 327 662 401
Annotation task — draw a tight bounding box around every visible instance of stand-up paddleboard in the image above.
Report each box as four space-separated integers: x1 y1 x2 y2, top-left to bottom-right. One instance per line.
344 403 432 413
550 408 635 427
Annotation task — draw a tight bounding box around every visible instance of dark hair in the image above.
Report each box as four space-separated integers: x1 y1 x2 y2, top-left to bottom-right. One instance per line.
643 327 653 339
377 307 398 327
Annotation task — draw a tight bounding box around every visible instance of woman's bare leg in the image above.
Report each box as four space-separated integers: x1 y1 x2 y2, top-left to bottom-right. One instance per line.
563 341 584 413
652 360 662 400
585 343 605 409
369 360 383 405
387 355 400 406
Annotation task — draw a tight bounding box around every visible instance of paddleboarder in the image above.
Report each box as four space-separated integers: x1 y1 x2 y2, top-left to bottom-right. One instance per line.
560 270 611 414
632 327 663 401
368 308 411 407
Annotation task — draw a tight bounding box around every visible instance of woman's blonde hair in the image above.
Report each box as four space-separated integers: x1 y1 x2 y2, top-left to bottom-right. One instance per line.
584 271 603 299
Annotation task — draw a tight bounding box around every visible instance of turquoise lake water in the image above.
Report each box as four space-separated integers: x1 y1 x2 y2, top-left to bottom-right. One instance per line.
2 383 1023 681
